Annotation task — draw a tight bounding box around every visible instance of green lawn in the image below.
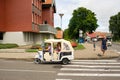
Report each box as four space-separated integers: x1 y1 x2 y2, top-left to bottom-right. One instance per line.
26 49 38 52
0 43 18 49
74 44 85 50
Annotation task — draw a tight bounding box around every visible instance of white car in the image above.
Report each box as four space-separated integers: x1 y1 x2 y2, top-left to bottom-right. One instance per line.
34 39 74 65
92 38 97 42
107 40 112 46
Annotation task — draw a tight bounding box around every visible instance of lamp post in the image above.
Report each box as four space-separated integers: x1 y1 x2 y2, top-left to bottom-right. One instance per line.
59 13 64 39
59 13 64 30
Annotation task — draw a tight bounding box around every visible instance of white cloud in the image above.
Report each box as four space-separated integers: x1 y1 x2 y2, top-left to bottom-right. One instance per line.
54 0 120 32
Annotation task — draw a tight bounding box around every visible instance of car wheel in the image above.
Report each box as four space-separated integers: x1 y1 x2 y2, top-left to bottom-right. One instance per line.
62 58 69 65
34 58 41 64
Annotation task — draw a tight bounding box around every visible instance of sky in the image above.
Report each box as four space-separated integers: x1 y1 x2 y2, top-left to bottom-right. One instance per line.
54 0 120 32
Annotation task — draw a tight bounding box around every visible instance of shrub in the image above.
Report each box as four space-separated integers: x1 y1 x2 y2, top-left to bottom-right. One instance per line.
71 41 78 47
31 44 41 49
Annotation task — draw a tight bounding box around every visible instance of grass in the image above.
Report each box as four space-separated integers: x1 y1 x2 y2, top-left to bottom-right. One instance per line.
74 43 85 50
0 43 19 49
26 49 38 52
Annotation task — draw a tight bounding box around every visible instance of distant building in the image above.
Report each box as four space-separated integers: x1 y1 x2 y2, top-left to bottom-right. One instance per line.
86 32 96 38
0 0 56 45
95 32 107 39
86 31 111 41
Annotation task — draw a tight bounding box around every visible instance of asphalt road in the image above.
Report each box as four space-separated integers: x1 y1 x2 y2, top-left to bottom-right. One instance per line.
0 59 61 80
108 42 120 52
1 59 120 80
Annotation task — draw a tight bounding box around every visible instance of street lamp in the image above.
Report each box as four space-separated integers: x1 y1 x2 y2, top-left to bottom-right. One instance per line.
59 13 64 30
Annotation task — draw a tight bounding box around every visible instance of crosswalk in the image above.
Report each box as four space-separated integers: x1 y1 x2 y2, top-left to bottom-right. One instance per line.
55 59 120 80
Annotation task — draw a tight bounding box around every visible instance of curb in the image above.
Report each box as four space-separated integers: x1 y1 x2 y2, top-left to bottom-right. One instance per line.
0 55 119 62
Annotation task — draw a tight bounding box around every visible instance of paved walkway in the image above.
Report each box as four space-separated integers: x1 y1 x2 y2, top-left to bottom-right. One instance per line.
0 43 119 61
75 43 119 59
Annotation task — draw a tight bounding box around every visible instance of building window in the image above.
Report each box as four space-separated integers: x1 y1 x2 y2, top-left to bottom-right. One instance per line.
43 20 47 24
0 32 3 40
32 12 34 22
36 0 38 8
34 13 37 23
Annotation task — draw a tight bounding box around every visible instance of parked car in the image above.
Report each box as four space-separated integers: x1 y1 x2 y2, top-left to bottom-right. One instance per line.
107 40 112 46
107 37 112 46
92 38 97 42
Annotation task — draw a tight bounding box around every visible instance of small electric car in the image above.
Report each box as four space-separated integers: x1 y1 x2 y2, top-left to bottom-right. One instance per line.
34 39 74 64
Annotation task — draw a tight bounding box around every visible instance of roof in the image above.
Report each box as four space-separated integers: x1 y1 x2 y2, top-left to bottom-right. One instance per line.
45 39 68 43
95 32 107 38
42 0 56 13
43 0 52 4
86 32 96 38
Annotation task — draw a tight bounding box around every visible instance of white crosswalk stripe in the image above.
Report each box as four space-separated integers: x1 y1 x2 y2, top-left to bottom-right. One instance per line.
61 68 120 72
56 59 120 80
62 65 120 68
71 61 120 64
56 79 72 80
73 60 117 62
58 73 120 77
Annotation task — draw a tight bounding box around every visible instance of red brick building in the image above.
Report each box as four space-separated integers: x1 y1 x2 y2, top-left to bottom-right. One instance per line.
0 0 56 45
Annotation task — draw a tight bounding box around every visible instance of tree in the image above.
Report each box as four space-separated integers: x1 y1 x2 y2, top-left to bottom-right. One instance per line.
68 7 98 39
55 27 61 30
63 29 69 39
109 12 120 41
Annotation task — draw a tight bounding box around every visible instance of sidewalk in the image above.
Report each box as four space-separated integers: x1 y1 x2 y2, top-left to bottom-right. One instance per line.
0 43 119 61
75 43 119 59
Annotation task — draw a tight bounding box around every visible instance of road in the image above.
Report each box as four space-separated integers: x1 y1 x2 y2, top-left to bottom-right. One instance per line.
1 59 120 80
0 59 61 80
108 43 120 53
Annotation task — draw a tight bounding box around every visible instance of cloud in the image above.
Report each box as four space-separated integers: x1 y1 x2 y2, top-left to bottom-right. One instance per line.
54 0 120 32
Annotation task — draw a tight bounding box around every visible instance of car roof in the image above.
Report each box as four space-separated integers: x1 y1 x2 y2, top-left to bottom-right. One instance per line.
45 39 69 43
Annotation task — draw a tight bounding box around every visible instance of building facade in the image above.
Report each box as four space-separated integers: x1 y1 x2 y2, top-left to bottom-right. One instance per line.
0 0 56 45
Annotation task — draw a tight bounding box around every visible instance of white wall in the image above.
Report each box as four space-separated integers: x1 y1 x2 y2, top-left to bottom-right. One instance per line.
34 33 55 45
1 32 55 45
3 32 33 45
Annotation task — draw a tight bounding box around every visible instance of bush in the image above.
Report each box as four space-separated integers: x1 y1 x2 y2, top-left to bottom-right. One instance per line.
0 43 19 49
31 44 41 49
71 41 78 47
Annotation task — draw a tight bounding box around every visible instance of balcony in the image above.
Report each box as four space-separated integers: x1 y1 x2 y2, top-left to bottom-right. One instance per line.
38 24 57 34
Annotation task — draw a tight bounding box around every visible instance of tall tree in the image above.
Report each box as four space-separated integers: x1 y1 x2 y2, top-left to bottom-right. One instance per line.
109 12 120 41
55 27 61 30
68 7 98 39
63 29 69 39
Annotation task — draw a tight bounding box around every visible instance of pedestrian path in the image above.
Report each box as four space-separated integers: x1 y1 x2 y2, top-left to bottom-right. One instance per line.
74 43 119 59
55 60 120 80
